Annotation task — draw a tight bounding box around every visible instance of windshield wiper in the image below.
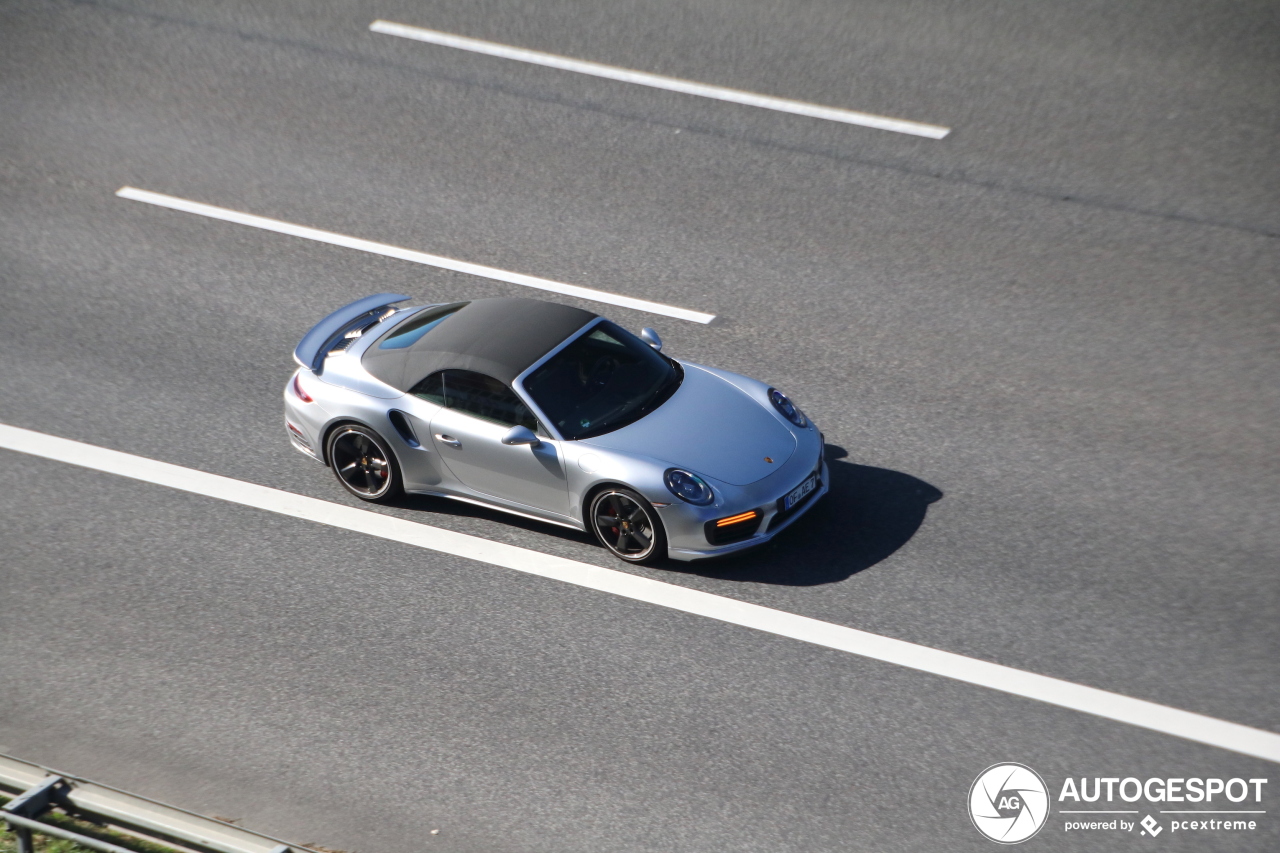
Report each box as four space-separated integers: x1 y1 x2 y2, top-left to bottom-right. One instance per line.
573 363 683 439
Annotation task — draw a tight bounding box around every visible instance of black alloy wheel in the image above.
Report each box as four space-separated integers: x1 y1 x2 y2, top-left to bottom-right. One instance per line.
589 487 666 564
327 425 402 503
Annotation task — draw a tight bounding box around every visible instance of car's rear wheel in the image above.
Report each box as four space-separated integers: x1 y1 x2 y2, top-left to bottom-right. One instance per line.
589 487 666 564
327 424 402 503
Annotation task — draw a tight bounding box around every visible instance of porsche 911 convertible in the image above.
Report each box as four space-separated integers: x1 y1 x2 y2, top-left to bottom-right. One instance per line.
284 294 827 563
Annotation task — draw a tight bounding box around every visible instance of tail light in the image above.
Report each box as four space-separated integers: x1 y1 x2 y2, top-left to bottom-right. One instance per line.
291 374 314 403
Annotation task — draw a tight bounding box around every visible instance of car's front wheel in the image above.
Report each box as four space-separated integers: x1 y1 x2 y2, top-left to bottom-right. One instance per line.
589 487 666 564
326 424 402 503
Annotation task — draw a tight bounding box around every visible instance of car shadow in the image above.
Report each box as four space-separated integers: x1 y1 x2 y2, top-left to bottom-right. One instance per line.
661 444 943 586
383 492 600 547
380 444 940 586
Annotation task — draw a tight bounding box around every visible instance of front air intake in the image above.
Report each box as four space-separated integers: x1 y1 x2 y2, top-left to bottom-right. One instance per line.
704 509 763 545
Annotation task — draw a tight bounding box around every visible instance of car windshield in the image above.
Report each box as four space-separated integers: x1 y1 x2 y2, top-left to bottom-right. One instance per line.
522 321 682 440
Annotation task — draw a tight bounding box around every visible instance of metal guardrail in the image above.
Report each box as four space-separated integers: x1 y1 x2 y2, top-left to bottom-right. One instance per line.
0 754 305 853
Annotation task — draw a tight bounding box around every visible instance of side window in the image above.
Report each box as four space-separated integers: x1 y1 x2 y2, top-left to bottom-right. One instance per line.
438 370 539 430
409 371 446 406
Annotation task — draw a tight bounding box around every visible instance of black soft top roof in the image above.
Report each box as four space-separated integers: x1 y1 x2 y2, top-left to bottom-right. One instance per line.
362 297 598 391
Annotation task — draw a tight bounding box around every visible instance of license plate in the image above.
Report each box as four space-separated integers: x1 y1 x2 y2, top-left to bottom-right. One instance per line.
784 474 818 510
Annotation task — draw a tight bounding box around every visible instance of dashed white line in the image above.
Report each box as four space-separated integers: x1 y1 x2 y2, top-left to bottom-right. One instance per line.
115 187 715 325
370 20 951 140
1 422 1277 764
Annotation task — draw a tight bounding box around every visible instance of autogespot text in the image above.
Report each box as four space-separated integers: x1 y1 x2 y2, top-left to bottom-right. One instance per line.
1058 776 1267 804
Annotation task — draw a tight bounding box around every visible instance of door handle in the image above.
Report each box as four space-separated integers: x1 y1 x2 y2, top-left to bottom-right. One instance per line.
434 434 461 448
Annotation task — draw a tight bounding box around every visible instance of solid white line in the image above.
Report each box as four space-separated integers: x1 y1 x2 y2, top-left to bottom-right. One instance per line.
2 421 1277 765
370 20 951 140
115 187 715 325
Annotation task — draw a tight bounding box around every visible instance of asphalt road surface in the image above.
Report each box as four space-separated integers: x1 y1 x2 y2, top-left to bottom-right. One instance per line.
2 1 1277 851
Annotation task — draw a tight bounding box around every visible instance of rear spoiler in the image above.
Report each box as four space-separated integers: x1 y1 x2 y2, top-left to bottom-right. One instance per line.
293 293 410 372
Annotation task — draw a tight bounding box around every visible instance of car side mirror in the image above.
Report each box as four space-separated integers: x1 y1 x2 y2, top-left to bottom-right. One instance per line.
502 425 540 446
639 328 663 351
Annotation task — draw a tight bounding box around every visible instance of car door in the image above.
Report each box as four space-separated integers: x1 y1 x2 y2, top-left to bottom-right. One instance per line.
423 369 570 517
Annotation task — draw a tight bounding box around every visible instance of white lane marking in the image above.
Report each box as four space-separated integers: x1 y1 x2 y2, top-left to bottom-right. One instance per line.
116 187 715 325
2 421 1277 765
370 20 951 140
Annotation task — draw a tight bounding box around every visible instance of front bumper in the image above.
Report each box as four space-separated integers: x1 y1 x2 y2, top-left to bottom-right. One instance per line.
664 457 829 561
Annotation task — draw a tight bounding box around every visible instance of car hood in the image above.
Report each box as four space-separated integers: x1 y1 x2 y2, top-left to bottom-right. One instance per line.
581 363 796 486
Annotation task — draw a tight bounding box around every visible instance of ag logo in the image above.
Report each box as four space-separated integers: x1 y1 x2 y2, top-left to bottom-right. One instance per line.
969 763 1050 844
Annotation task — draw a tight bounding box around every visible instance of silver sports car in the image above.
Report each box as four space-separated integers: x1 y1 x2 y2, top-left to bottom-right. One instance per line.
284 293 828 563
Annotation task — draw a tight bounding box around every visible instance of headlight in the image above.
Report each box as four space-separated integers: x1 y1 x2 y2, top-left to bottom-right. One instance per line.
768 388 808 428
664 468 715 506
